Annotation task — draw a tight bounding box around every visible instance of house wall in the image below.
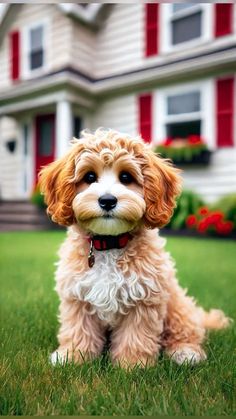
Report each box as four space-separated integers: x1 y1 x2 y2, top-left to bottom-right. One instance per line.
94 4 236 78
94 4 144 78
70 21 96 77
0 117 22 200
89 94 138 137
88 74 236 203
0 3 73 91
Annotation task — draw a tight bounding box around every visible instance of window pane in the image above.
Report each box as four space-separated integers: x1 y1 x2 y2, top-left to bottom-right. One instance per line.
166 120 201 138
30 50 43 70
173 4 195 13
167 91 200 115
30 26 43 51
172 11 202 44
38 120 53 157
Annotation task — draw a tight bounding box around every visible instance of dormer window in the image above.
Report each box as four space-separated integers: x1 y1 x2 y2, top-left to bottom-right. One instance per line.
22 20 47 78
29 25 44 70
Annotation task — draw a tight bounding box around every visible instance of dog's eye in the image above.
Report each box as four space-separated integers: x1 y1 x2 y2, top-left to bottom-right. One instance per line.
83 171 97 184
119 171 134 185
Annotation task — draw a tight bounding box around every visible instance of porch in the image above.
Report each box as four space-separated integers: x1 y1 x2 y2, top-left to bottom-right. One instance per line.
0 97 86 201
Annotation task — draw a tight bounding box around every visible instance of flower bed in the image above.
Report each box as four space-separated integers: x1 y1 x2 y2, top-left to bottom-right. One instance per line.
186 207 234 237
155 135 212 166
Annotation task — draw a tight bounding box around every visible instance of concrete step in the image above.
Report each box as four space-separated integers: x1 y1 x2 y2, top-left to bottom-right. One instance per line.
0 202 41 214
0 200 62 232
0 212 49 224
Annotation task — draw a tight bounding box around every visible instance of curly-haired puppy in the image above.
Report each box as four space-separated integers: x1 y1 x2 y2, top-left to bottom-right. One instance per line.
39 129 229 368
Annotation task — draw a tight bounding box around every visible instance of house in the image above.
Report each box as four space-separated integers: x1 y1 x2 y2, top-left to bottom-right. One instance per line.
0 3 235 204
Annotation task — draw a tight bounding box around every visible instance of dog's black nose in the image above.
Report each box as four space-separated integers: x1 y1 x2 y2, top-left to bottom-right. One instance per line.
98 194 117 211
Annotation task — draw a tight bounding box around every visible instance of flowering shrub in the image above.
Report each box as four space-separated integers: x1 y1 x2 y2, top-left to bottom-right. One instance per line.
167 190 204 230
31 184 46 209
186 206 234 236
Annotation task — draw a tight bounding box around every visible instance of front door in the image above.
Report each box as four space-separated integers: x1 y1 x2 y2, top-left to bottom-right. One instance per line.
35 114 55 182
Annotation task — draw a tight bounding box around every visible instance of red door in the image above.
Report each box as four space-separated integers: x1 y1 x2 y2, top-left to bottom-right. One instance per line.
35 114 55 182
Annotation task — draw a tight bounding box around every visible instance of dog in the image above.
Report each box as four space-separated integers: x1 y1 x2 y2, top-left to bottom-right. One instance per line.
39 128 229 368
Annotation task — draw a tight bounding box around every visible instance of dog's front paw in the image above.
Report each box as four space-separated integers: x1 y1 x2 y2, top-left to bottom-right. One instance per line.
166 344 207 365
50 350 69 366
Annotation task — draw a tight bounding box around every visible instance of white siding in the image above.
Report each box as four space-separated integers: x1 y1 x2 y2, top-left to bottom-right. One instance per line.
182 149 236 202
95 4 144 78
89 94 138 137
0 4 73 91
70 22 95 77
0 117 23 200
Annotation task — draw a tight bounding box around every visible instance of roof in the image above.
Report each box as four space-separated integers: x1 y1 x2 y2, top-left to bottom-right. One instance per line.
0 3 106 28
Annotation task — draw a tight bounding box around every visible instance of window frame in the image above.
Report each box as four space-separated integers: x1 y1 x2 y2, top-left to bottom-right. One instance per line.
153 80 215 149
161 4 212 53
22 19 49 79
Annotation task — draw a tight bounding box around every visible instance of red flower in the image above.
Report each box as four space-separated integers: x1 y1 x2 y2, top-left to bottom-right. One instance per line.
210 212 224 224
186 214 197 228
187 135 204 145
198 206 209 216
197 219 208 233
216 220 233 235
163 137 173 146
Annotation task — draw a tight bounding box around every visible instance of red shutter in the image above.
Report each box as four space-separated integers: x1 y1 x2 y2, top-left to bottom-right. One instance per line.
145 3 159 57
138 94 152 143
214 4 233 38
216 78 234 147
9 31 20 81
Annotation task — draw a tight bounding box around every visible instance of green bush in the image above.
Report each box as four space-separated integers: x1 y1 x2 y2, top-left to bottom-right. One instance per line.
167 190 205 230
30 185 46 209
211 193 236 230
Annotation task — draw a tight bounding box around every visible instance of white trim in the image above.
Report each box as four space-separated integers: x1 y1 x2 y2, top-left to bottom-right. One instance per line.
161 4 212 54
0 90 94 116
56 100 73 158
18 118 34 197
153 79 215 150
58 3 103 24
22 18 50 80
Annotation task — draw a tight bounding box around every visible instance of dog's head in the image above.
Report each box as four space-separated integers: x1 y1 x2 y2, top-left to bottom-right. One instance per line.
39 129 182 235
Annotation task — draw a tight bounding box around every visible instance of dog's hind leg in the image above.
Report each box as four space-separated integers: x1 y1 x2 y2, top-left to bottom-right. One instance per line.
162 283 208 365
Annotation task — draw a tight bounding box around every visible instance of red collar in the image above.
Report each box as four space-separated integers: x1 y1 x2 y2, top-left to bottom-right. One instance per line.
88 232 132 251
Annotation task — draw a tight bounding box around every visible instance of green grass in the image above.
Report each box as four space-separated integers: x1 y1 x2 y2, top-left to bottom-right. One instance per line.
0 231 235 415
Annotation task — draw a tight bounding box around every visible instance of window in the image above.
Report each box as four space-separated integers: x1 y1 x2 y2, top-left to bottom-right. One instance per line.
167 92 200 115
29 25 44 70
171 4 202 45
38 119 54 157
165 90 202 139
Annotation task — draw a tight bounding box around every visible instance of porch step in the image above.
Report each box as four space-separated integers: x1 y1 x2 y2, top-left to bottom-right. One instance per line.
0 201 63 232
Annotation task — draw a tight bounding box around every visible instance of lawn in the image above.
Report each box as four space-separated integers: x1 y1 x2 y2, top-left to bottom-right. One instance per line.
0 231 235 415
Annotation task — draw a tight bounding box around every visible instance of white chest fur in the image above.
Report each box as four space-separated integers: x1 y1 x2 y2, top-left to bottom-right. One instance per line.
70 249 154 325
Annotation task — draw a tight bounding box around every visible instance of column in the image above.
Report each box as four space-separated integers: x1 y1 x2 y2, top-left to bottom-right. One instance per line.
55 100 73 159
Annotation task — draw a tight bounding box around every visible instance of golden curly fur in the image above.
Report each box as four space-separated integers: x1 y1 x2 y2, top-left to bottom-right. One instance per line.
39 129 230 368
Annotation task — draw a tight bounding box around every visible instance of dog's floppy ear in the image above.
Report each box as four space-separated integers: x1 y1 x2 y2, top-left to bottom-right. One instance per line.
38 149 77 226
142 151 182 229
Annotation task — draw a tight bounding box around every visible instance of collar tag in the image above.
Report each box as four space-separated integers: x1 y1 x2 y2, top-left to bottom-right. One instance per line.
88 241 95 268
